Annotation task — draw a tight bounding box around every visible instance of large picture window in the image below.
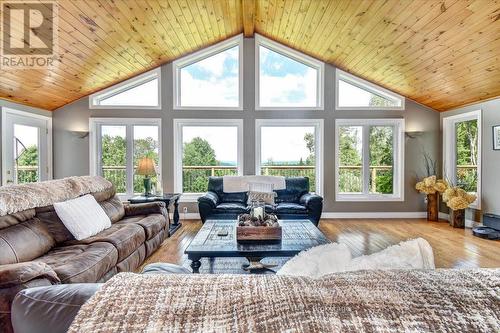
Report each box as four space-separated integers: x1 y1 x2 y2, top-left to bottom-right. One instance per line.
443 110 481 208
335 119 404 201
255 34 324 110
90 118 161 197
89 68 161 109
335 69 404 110
173 119 243 199
255 119 323 194
173 35 243 110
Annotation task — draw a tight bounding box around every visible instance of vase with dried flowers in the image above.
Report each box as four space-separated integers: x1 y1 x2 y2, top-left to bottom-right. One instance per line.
442 187 477 228
415 176 448 221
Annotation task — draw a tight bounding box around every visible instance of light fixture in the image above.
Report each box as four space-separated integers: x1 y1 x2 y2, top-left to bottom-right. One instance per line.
70 131 89 139
405 131 424 139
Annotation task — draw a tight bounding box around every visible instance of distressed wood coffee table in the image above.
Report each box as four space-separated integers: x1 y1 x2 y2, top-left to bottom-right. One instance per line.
185 219 329 273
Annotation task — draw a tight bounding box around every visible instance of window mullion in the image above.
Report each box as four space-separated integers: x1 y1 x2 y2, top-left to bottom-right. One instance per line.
363 125 370 196
126 125 134 197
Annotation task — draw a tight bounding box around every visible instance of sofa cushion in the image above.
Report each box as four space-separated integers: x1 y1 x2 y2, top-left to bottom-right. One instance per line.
116 214 166 240
275 177 309 203
35 242 118 283
275 203 307 214
99 196 125 223
0 219 55 265
64 224 146 262
214 203 248 214
35 206 74 244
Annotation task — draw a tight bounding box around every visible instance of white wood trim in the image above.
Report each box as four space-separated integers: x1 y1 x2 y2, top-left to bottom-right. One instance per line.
335 118 405 202
173 119 244 195
89 68 162 109
172 34 244 111
1 108 52 185
89 118 162 198
335 69 405 111
321 212 426 219
254 119 324 195
442 110 482 210
254 34 325 111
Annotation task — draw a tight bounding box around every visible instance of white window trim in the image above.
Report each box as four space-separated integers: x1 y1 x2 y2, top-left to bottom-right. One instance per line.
255 119 324 195
89 118 162 199
89 68 162 110
255 34 325 111
172 34 244 111
173 119 244 202
335 69 405 111
443 110 482 210
1 108 53 185
335 118 405 202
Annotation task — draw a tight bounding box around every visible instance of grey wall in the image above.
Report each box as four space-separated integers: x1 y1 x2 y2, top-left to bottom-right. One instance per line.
440 97 500 218
53 37 440 214
0 99 52 184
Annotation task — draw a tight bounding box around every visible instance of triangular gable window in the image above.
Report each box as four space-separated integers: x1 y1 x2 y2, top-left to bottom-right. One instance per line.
90 68 161 109
336 69 404 110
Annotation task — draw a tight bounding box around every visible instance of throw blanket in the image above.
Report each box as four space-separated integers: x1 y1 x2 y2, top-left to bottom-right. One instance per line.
0 176 112 216
223 175 286 193
69 269 500 333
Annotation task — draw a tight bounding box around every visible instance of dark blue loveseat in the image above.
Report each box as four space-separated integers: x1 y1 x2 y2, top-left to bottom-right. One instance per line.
197 177 323 225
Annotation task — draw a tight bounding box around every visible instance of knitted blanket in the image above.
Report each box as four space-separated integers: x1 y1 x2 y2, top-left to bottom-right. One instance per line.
69 269 500 333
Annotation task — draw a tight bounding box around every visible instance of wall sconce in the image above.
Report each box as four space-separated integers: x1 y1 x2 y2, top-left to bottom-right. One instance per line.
70 131 89 139
405 131 424 139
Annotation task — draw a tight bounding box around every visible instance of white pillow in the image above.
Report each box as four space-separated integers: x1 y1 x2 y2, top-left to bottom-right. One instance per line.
54 194 111 240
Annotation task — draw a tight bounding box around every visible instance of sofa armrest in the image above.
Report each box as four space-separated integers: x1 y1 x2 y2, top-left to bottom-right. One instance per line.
0 262 59 289
197 191 220 208
124 202 167 218
299 193 323 207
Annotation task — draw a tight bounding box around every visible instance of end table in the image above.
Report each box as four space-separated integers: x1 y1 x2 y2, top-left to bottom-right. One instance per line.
129 193 182 235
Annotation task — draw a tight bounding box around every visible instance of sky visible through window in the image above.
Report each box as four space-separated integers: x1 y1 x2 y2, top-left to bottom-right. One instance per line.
182 126 238 164
100 78 158 106
261 126 314 164
180 46 239 107
338 79 397 107
259 46 318 107
14 124 38 158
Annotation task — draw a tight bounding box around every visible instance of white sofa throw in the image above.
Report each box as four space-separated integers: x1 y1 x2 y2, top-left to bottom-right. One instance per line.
54 194 111 240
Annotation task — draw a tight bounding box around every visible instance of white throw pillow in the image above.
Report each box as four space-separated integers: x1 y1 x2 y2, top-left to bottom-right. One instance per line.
54 194 111 240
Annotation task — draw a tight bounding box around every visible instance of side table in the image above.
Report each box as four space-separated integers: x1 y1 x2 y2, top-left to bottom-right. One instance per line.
129 193 182 235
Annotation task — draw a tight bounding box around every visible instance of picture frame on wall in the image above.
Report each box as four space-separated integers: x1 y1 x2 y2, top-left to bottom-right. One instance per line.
493 125 500 150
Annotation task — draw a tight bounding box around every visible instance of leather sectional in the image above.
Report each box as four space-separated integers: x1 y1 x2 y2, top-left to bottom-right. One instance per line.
0 180 169 333
198 177 323 225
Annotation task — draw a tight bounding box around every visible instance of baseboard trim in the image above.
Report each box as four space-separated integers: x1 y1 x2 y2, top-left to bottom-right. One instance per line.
321 212 427 219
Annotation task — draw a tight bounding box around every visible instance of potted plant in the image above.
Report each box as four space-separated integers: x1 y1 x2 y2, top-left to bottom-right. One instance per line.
415 176 448 221
442 187 477 228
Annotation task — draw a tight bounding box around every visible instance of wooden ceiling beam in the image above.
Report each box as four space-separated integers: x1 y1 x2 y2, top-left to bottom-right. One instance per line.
242 0 256 37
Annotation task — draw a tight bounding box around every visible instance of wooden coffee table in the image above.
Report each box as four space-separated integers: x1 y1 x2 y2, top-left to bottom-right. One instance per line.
185 219 329 273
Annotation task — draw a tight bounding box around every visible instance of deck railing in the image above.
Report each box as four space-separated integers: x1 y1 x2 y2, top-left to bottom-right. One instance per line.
16 164 475 194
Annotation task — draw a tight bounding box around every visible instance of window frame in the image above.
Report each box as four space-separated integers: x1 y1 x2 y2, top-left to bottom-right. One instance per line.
442 110 482 209
89 118 162 199
254 119 324 195
335 118 405 202
335 69 405 111
255 34 325 111
89 68 162 110
172 34 244 111
173 118 244 201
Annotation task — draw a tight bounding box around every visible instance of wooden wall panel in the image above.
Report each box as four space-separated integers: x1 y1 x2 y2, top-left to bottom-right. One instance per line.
0 0 498 111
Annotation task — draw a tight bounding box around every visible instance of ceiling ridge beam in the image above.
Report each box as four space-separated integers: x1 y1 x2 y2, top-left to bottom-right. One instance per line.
242 0 256 37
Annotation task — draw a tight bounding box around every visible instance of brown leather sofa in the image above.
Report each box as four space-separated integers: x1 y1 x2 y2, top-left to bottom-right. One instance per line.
0 178 169 333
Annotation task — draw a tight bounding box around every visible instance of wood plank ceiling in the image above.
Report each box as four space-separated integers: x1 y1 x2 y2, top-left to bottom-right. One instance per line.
0 0 499 111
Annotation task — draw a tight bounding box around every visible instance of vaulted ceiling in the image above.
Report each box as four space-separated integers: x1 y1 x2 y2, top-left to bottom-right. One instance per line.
1 0 499 111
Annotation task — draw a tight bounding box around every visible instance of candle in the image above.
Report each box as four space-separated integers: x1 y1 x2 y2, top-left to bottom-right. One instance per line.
253 207 264 220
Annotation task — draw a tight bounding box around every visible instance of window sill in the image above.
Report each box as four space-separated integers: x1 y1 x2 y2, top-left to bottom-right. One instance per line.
179 193 203 203
336 194 404 202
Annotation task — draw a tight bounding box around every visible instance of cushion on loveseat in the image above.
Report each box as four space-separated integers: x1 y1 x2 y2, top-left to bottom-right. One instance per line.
116 214 166 240
63 224 146 262
276 203 307 214
275 177 309 203
35 242 118 283
214 203 249 214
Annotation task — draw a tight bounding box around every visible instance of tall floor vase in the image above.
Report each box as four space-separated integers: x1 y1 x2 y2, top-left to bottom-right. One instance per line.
449 209 465 228
426 193 439 221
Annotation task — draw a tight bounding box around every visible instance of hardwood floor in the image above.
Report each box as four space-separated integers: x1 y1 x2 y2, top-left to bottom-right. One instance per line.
140 219 500 272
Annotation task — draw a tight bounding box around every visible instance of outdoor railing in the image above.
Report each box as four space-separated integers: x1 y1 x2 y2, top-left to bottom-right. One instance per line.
85 164 479 195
